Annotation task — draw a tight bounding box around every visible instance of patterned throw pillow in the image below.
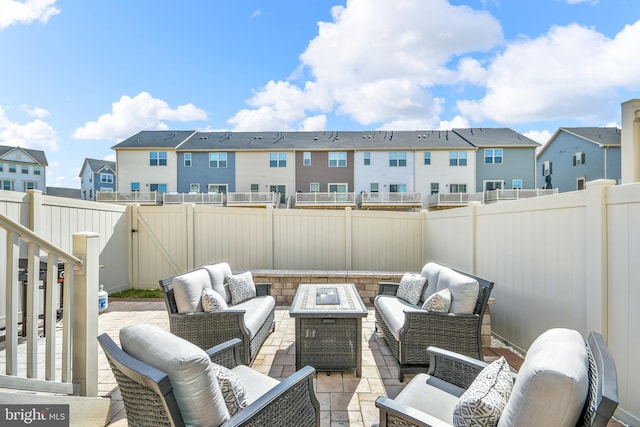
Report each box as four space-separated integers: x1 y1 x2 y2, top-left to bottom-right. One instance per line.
452 357 514 427
421 288 451 312
396 273 427 305
201 288 228 312
226 271 257 305
211 363 248 416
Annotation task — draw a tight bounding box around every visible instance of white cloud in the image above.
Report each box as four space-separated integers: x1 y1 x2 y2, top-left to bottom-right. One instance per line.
438 115 471 130
457 20 640 123
301 115 327 131
524 129 552 144
104 154 116 162
228 0 503 130
251 9 262 18
0 106 59 151
0 0 60 30
566 0 599 4
73 92 207 141
21 105 50 118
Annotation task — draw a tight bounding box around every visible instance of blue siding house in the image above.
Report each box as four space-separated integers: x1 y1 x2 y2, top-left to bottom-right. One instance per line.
79 158 116 200
536 127 621 192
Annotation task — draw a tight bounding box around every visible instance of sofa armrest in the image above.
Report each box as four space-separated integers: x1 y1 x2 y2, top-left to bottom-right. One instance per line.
255 282 272 296
378 281 400 296
427 346 488 389
206 338 243 369
375 396 453 427
223 366 320 427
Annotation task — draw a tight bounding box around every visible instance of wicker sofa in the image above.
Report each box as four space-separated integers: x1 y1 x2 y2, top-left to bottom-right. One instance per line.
376 329 618 427
159 262 275 365
99 324 320 427
374 262 494 381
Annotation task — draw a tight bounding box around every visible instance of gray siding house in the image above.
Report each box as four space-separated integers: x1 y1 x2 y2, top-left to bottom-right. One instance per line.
536 127 621 192
453 128 540 192
0 145 47 193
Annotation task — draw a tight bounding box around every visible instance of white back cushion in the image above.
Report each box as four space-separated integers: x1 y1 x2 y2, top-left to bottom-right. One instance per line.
420 262 447 302
497 328 589 427
172 268 212 313
204 263 233 303
120 324 230 427
437 268 479 314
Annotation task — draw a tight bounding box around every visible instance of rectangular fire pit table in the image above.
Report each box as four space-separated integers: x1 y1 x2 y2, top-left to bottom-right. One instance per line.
289 283 368 377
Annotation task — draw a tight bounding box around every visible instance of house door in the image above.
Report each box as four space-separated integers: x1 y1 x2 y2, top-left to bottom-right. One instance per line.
270 185 286 203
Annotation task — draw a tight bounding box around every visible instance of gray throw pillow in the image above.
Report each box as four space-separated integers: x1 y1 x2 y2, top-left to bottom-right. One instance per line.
453 356 514 427
202 288 228 312
396 273 426 305
422 288 452 312
227 271 257 305
211 363 248 416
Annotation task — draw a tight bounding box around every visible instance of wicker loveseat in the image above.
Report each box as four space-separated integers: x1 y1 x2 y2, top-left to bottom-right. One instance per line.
99 324 320 427
376 329 618 427
160 262 275 365
374 262 494 381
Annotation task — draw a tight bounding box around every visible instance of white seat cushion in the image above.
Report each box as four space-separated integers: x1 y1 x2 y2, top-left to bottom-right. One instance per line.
437 268 479 315
120 324 230 427
231 364 280 405
497 328 589 427
394 373 465 425
232 295 276 338
172 268 212 313
374 294 421 341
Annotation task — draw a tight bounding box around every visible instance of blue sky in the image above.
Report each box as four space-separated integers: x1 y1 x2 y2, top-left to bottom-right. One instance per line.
0 0 639 189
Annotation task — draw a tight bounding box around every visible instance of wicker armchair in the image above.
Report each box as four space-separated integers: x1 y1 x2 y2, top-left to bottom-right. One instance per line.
375 265 494 381
99 334 320 427
159 264 275 365
376 330 618 427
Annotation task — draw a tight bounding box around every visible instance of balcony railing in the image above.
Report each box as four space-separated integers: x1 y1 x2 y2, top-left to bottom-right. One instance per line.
226 192 279 207
484 188 559 203
163 192 224 205
427 192 484 208
295 192 356 208
96 191 159 204
359 192 423 209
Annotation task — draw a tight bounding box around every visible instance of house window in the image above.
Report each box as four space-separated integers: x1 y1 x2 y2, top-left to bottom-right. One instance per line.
485 181 503 191
150 183 167 193
430 183 439 194
100 187 114 192
484 149 503 164
100 173 114 183
389 184 407 192
21 165 29 174
577 177 586 190
131 182 140 192
512 179 523 189
364 152 371 165
24 181 36 190
2 180 13 191
303 152 311 166
184 153 192 167
0 162 3 172
573 152 585 166
310 182 320 192
269 152 286 168
190 183 200 192
250 184 259 192
328 152 347 167
449 152 467 166
329 183 348 192
450 184 467 193
209 152 227 168
370 183 379 193
424 152 431 165
33 166 40 175
208 184 227 194
150 151 167 166
9 164 16 173
542 160 552 176
389 152 407 167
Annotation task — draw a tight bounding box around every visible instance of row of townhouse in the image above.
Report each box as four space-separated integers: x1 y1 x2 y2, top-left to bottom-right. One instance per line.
111 128 540 204
0 145 47 192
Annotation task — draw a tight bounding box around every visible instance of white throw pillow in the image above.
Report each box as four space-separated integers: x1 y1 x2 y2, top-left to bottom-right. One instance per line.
226 271 257 305
211 363 248 416
422 288 452 312
396 273 427 305
453 357 514 427
202 288 228 312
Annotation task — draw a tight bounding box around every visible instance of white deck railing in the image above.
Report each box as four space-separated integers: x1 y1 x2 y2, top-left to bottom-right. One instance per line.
226 192 279 207
484 188 558 203
96 191 158 204
360 192 422 207
163 192 224 205
427 192 484 207
0 211 99 396
295 192 356 207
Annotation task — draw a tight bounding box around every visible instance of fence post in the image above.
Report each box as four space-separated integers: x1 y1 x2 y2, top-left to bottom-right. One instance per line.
345 207 352 270
584 179 615 341
467 201 480 274
28 189 43 233
266 205 274 269
71 232 100 397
